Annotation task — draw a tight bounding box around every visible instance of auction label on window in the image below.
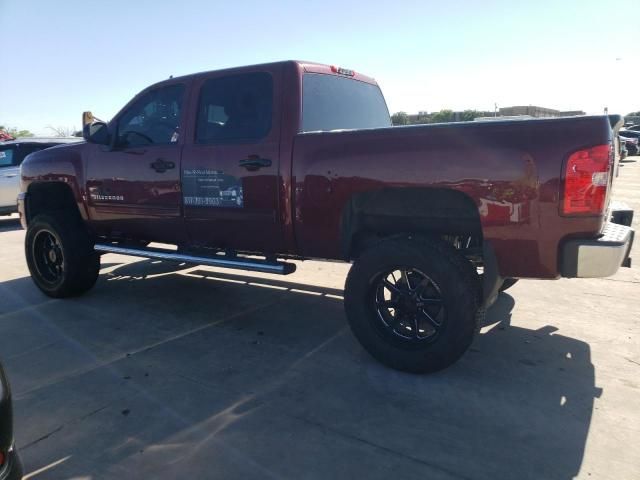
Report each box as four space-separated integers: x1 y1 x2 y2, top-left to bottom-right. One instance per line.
183 168 243 208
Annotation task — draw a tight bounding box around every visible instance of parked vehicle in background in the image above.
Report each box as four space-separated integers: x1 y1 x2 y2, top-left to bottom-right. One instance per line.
619 137 628 160
623 137 639 156
619 130 640 156
0 138 81 215
18 61 635 373
0 363 22 480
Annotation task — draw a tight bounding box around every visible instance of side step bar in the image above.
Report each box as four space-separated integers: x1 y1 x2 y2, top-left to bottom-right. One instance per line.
94 244 296 275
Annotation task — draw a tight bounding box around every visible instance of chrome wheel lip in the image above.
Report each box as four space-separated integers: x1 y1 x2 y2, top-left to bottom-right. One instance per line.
371 267 445 343
32 229 65 286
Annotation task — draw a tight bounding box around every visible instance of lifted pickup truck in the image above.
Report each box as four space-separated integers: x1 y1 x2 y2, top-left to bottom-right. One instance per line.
19 61 634 373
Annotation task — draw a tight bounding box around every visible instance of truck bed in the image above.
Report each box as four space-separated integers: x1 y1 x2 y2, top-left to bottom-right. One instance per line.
292 115 614 278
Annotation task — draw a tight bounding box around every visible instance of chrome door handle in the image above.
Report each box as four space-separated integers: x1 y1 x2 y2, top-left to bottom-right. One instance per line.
3 174 17 178
150 158 175 173
239 156 272 171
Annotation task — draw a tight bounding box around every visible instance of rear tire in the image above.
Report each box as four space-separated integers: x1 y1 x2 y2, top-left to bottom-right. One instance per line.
25 214 100 298
344 236 480 373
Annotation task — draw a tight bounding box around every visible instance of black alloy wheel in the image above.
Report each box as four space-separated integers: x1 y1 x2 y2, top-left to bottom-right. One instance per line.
25 214 100 298
344 236 480 373
372 268 445 343
31 229 65 287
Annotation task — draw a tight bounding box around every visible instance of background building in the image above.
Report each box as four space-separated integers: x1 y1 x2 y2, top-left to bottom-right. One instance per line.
498 106 585 118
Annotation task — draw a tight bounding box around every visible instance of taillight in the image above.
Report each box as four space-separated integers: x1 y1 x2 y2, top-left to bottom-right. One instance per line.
562 144 611 215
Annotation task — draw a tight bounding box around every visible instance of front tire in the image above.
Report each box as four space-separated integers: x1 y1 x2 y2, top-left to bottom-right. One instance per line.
25 214 100 298
344 236 480 374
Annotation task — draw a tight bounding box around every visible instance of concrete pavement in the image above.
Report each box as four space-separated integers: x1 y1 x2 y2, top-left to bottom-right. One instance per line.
0 159 638 479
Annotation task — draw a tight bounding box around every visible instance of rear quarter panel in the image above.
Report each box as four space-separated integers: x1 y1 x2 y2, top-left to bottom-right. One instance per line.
292 116 613 278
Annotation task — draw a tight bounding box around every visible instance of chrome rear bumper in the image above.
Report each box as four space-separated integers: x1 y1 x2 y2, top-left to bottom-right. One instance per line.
561 219 634 278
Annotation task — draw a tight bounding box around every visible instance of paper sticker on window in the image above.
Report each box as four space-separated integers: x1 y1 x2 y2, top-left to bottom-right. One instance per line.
183 169 243 207
0 152 6 158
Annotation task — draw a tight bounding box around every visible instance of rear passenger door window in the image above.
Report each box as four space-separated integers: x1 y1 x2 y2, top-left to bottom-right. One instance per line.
196 73 273 144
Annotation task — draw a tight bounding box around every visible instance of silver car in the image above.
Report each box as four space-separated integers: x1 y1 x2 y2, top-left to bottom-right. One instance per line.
0 137 81 215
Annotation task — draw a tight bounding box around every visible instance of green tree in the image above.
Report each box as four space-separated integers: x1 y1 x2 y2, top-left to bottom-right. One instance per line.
459 110 482 122
430 109 455 123
391 112 409 126
626 111 640 116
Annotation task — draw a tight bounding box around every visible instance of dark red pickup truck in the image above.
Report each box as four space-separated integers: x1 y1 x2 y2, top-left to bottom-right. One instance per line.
18 60 634 373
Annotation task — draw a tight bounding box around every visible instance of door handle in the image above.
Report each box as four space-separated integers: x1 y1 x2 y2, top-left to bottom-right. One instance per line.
150 158 175 173
239 156 272 171
3 174 17 178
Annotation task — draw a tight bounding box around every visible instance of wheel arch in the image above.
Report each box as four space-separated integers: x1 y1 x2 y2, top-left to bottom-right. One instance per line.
340 187 484 259
25 181 86 226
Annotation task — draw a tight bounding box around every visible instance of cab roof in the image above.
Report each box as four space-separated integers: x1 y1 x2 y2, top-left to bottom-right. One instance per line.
149 60 378 89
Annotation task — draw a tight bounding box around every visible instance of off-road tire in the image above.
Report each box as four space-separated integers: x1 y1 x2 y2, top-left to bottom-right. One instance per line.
25 214 100 298
344 236 480 373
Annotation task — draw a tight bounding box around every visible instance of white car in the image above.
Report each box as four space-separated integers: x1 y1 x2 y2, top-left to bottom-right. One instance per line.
0 137 82 215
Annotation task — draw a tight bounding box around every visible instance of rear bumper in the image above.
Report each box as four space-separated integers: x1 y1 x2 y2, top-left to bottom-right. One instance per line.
560 220 634 278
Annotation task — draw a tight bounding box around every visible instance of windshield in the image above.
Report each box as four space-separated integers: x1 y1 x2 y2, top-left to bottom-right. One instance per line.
301 73 391 132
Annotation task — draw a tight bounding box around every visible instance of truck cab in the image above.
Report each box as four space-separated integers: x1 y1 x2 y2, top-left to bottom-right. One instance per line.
65 62 390 256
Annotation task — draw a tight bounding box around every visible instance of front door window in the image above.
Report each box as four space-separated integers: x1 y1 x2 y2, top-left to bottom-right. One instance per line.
117 84 185 148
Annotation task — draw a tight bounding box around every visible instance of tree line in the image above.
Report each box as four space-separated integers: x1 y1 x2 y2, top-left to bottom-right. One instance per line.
392 110 640 126
0 125 34 138
0 125 81 140
391 110 486 126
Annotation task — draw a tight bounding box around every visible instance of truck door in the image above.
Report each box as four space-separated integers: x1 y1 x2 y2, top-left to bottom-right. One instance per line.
181 68 283 253
85 82 188 244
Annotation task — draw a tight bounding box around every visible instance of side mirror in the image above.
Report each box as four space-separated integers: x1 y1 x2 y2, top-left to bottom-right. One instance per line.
82 111 95 127
83 121 110 145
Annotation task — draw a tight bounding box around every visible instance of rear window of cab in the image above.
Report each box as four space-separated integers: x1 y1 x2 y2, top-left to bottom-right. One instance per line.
301 73 391 133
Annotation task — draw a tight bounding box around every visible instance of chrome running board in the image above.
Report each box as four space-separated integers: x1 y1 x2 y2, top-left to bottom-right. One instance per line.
94 244 296 275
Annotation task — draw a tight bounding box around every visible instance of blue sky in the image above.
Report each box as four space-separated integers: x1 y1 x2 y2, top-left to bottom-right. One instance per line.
1 0 638 134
